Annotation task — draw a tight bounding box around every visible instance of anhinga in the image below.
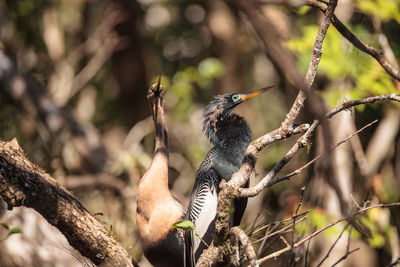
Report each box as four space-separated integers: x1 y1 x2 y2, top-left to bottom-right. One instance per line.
137 77 185 267
185 86 272 266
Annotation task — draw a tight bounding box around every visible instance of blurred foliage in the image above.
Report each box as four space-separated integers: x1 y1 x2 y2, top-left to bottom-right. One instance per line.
287 25 397 108
356 0 400 23
158 57 225 120
0 0 400 266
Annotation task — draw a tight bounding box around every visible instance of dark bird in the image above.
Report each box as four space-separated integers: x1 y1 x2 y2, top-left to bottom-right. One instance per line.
137 77 185 267
185 86 273 266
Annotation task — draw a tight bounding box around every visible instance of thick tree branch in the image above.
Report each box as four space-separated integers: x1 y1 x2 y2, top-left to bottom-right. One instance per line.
0 139 135 267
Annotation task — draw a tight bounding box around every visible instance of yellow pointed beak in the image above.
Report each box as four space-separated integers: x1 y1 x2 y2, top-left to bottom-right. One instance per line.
156 75 162 90
241 85 274 101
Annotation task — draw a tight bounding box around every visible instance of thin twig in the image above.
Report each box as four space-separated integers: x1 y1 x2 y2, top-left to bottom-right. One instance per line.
304 226 316 267
288 187 305 267
350 193 361 210
330 226 359 267
316 223 350 267
331 248 360 267
253 210 311 238
307 0 400 81
241 93 400 198
255 216 309 259
281 236 291 247
387 256 400 267
257 202 400 264
265 120 378 189
255 216 309 244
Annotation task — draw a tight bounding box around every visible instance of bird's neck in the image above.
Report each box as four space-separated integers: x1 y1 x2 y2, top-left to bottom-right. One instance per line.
204 113 251 179
151 97 169 161
205 113 251 148
139 97 169 187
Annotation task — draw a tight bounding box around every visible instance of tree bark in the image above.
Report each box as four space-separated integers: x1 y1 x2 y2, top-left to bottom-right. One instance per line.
0 138 135 267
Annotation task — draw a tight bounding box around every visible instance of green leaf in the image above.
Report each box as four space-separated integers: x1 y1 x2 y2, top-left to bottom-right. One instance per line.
1 223 9 230
7 227 22 237
172 220 196 231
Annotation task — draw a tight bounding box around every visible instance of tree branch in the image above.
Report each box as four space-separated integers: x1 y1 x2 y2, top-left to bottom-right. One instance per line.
240 93 400 197
257 202 400 264
264 119 378 189
330 226 359 267
0 139 135 266
307 0 400 81
230 227 259 266
316 223 349 267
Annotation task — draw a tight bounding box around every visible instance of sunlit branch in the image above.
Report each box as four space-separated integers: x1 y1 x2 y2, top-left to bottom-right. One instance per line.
257 202 400 264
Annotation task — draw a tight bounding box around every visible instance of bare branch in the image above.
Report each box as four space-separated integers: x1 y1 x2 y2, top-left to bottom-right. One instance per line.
307 0 400 81
288 186 305 266
387 257 400 267
304 226 316 267
316 223 350 267
253 210 311 237
258 202 400 264
264 119 378 189
195 246 221 267
241 93 400 198
330 227 359 267
254 216 309 245
0 139 134 266
230 227 259 266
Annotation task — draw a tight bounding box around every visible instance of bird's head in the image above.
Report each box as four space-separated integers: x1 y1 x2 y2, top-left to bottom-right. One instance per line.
203 85 274 144
147 75 164 104
204 85 273 121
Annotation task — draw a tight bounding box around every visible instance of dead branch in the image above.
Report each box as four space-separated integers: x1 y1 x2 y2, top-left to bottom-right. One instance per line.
257 202 400 264
307 0 400 81
255 216 309 245
0 139 135 266
264 119 378 189
304 226 316 267
253 210 311 238
195 246 221 267
241 93 400 197
198 0 344 264
330 227 359 267
288 186 305 266
387 257 400 267
316 223 349 267
230 227 259 266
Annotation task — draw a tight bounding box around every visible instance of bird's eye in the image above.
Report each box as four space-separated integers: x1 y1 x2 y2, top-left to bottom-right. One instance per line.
151 84 156 90
232 95 240 102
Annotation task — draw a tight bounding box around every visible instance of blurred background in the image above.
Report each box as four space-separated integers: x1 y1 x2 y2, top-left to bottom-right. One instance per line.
0 0 399 266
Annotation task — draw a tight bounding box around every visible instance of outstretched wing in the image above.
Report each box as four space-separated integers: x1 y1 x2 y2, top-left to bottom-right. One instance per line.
185 169 219 267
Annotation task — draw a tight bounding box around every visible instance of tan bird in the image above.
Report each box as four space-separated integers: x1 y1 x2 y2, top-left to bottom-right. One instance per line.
136 77 185 267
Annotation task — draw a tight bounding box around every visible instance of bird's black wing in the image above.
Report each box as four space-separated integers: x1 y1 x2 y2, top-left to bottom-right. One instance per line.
185 168 219 267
